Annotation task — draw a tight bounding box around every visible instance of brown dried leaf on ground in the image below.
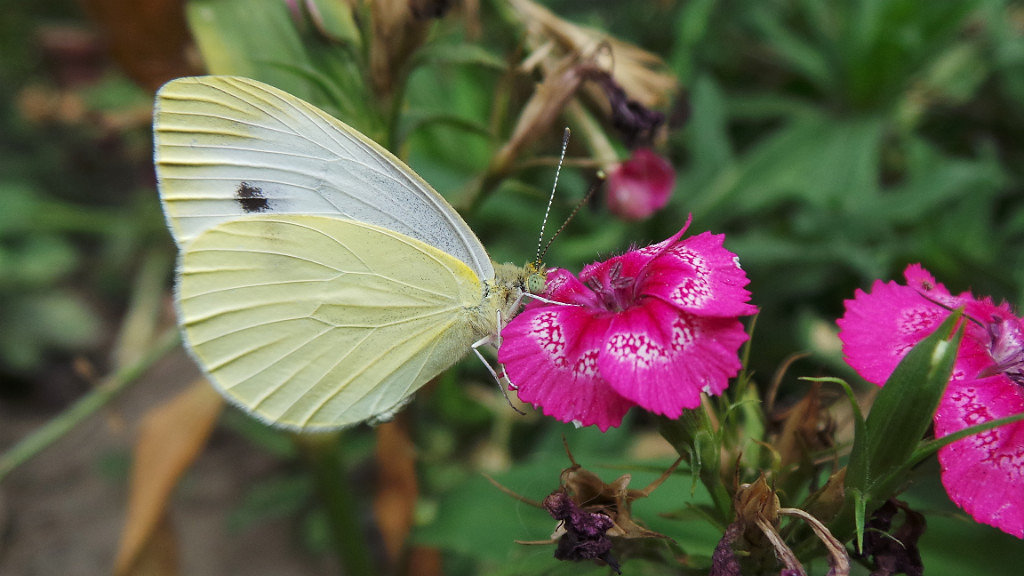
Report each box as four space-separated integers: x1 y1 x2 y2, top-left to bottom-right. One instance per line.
113 380 223 576
120 514 179 576
374 418 418 565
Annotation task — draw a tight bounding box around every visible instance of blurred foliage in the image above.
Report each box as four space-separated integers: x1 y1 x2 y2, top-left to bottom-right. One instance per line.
2 0 1024 574
0 0 163 391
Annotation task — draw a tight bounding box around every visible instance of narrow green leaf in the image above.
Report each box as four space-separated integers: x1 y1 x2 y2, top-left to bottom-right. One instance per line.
692 115 885 223
686 75 734 184
848 310 962 493
911 411 1024 465
747 4 833 89
853 488 867 554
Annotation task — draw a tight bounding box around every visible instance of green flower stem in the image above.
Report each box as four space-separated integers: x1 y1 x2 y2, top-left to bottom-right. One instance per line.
658 411 733 522
0 328 181 483
294 432 376 576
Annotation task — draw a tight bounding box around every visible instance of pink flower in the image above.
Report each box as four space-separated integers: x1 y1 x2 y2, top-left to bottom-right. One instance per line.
605 149 675 221
499 218 756 431
838 264 1024 538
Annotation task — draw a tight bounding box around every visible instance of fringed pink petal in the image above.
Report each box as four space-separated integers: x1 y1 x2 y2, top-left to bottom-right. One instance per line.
579 219 691 285
597 299 748 418
641 231 757 317
500 306 633 431
838 268 954 386
935 374 1024 538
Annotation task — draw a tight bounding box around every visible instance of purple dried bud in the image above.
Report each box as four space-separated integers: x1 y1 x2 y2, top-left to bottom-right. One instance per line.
543 489 620 573
595 72 665 148
543 491 574 520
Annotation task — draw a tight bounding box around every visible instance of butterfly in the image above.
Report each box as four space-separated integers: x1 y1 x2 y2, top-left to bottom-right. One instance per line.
154 75 543 430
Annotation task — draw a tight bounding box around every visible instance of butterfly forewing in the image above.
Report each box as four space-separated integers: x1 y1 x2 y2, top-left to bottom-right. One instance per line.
155 75 493 280
178 215 490 429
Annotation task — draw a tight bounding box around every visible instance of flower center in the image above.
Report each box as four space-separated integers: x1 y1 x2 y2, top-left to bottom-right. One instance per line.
981 316 1024 385
585 262 637 312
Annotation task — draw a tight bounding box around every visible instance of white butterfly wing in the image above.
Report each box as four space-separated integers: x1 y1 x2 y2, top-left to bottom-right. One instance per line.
178 215 491 430
154 75 494 280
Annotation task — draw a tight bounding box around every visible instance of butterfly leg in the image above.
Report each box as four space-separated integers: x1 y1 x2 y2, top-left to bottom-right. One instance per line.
471 311 526 415
524 293 579 307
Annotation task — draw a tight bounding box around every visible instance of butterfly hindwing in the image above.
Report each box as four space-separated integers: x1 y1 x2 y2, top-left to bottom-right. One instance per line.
177 214 490 429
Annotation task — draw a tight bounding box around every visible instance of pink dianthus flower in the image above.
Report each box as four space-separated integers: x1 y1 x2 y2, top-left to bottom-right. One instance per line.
838 264 1024 538
499 218 756 431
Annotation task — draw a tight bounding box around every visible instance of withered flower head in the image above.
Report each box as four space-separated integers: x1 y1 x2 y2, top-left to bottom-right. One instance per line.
489 54 598 176
543 491 620 573
593 70 665 148
369 0 433 98
509 0 676 110
492 443 682 573
770 381 838 491
489 0 677 182
554 449 681 542
712 475 850 576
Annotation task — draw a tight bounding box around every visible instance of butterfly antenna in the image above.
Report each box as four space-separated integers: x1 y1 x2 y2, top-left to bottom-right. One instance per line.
538 172 603 262
535 127 571 267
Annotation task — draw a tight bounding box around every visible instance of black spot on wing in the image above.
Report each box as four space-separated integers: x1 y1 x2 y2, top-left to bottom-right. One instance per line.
236 182 271 213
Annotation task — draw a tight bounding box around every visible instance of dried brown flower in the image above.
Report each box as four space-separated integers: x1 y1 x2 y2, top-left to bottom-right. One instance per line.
369 0 432 99
712 475 850 576
489 441 682 573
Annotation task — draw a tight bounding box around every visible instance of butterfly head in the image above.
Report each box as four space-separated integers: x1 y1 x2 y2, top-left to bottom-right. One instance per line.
525 261 547 296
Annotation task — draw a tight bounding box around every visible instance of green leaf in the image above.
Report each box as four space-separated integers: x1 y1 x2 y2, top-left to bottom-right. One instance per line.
747 3 833 89
683 75 733 188
846 310 962 495
0 235 77 288
0 291 102 371
853 488 867 554
912 411 1024 464
414 43 507 70
304 0 361 48
670 0 718 82
227 473 313 532
186 0 315 100
692 114 885 223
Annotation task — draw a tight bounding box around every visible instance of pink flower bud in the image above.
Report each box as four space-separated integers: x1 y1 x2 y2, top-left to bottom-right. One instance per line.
606 149 675 221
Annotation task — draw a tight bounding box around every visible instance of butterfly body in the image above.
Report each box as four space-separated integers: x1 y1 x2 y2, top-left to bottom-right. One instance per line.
155 76 538 430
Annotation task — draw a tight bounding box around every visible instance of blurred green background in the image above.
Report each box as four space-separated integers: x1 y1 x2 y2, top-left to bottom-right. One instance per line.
2 0 1024 574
